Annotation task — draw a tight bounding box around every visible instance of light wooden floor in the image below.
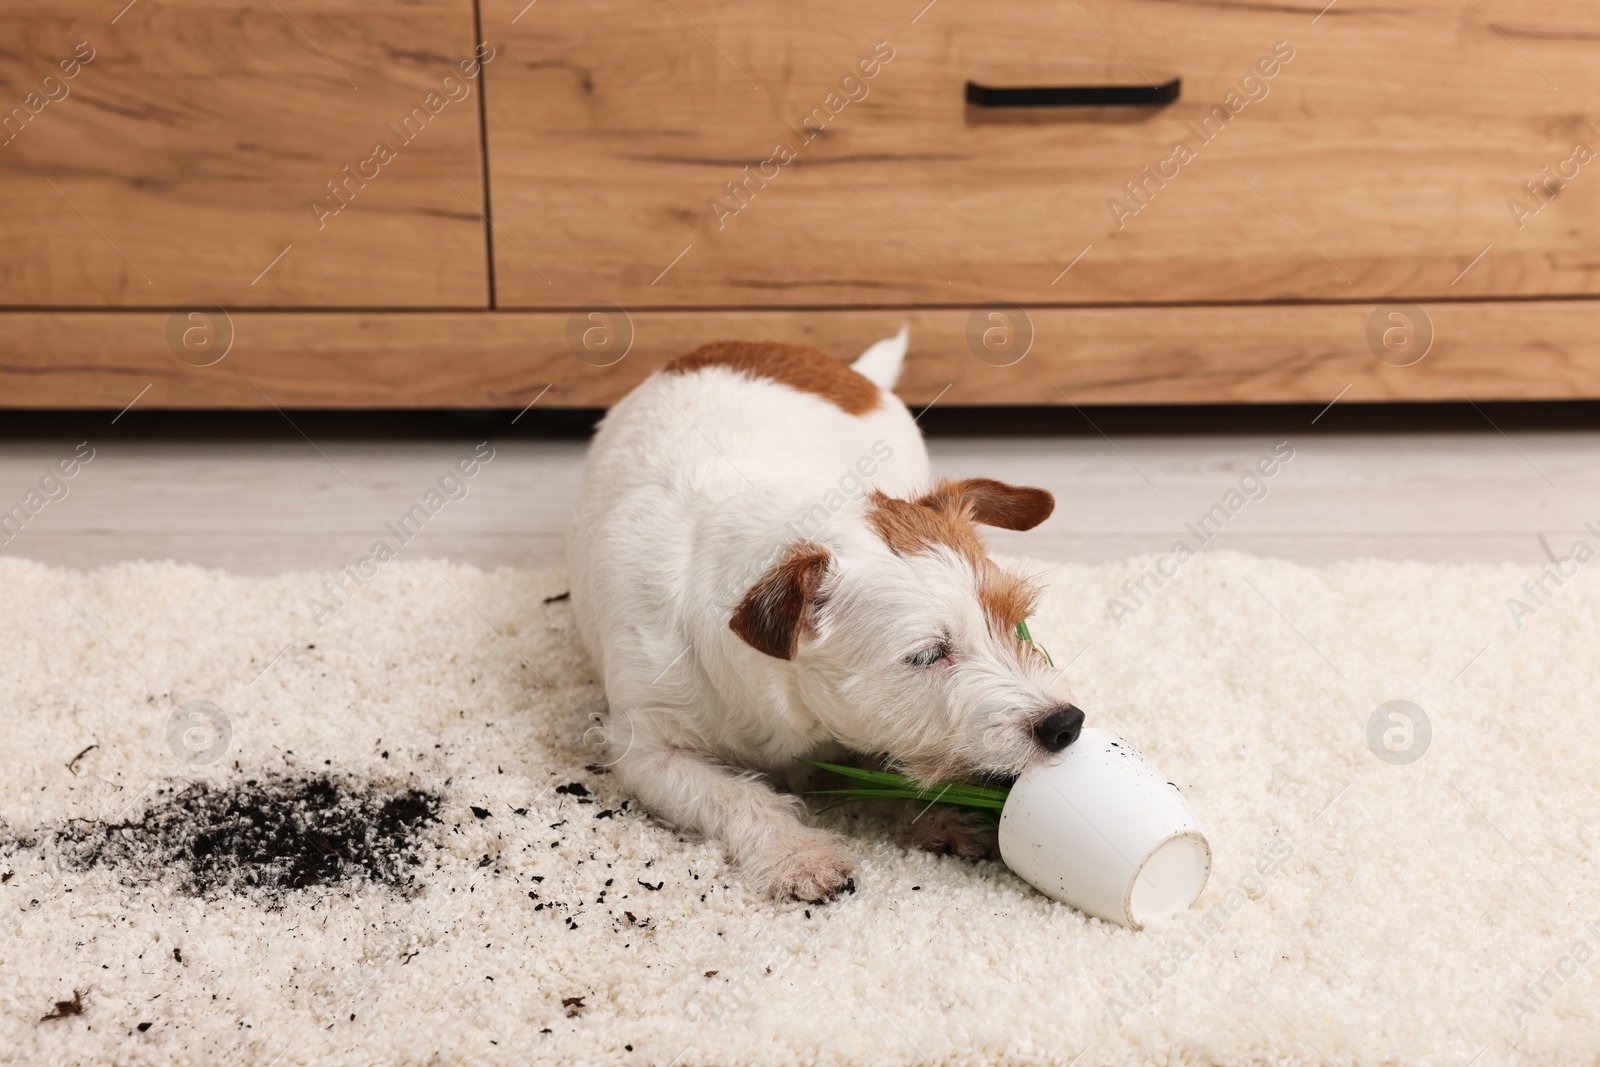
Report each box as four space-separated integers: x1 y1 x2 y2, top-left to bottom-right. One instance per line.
2 413 1594 573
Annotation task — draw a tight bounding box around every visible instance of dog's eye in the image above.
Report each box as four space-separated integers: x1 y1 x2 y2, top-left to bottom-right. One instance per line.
906 643 949 668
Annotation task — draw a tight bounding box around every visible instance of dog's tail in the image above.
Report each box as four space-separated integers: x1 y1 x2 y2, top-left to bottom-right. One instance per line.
851 323 909 390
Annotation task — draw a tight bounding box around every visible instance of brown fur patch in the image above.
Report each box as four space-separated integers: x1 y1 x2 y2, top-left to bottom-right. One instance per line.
976 560 1040 636
865 482 1043 636
729 542 832 660
662 342 881 416
864 478 1053 561
863 489 986 565
918 478 1054 532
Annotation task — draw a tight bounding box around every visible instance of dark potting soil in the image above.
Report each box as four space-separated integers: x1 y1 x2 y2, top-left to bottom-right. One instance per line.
48 774 442 903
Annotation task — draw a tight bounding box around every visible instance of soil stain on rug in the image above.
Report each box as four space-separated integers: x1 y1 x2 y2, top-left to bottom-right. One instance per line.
20 774 442 905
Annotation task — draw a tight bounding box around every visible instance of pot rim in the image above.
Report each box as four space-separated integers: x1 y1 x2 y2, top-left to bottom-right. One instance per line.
1123 828 1213 930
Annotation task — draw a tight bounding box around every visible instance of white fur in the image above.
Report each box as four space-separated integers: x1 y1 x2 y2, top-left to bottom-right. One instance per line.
849 322 909 389
568 332 1073 900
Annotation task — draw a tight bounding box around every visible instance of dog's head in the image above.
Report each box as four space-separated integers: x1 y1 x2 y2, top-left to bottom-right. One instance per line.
730 477 1082 785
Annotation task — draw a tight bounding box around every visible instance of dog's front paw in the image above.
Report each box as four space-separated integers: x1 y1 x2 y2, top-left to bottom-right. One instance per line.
761 832 857 904
902 807 999 860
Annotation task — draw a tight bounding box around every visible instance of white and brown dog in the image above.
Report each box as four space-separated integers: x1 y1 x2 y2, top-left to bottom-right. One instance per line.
569 330 1083 902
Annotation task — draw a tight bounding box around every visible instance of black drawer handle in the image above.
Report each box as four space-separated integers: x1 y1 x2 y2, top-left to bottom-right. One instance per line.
965 77 1180 108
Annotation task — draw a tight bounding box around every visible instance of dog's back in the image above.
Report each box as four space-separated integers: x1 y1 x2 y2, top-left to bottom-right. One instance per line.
574 334 919 517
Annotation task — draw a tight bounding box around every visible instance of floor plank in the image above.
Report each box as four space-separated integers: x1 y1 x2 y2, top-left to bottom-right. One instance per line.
0 429 1584 573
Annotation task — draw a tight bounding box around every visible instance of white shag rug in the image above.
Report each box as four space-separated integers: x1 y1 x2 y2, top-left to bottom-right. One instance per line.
3 552 1598 1067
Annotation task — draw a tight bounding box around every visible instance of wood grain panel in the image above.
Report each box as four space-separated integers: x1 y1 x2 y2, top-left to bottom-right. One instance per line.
5 301 1600 407
484 0 1600 308
0 0 489 307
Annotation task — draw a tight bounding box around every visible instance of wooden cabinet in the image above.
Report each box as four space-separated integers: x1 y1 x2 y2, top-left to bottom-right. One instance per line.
483 0 1600 307
4 0 1600 407
0 0 489 308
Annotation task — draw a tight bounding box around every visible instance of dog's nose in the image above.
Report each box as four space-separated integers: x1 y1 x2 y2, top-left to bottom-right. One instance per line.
1033 705 1084 752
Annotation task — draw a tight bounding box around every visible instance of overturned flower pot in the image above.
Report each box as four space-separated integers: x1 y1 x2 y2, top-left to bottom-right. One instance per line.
805 728 1210 929
998 727 1211 929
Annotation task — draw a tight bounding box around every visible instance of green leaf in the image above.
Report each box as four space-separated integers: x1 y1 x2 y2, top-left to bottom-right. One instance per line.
794 759 915 787
807 788 1006 809
796 758 1012 817
1016 618 1055 668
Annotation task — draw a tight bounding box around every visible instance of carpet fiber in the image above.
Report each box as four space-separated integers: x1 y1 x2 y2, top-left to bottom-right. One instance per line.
3 553 1598 1066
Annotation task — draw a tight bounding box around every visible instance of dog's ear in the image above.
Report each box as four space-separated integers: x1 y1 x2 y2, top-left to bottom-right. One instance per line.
730 543 832 660
919 477 1054 531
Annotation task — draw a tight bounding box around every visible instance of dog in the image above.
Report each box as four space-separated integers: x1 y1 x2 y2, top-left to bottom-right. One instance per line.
568 329 1083 902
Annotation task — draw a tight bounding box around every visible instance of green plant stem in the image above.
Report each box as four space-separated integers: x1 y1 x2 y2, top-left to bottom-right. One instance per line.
796 758 1011 825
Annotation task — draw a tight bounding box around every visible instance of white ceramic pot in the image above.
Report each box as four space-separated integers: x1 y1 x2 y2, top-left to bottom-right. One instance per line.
998 727 1211 929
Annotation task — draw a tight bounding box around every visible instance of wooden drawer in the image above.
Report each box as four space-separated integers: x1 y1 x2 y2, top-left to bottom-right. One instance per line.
0 0 489 308
484 0 1600 308
7 302 1600 408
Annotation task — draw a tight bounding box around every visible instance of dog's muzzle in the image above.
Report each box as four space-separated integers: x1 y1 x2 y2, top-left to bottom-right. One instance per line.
1033 704 1085 752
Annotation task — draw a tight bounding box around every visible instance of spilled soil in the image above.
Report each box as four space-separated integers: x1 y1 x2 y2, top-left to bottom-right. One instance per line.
43 774 442 904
